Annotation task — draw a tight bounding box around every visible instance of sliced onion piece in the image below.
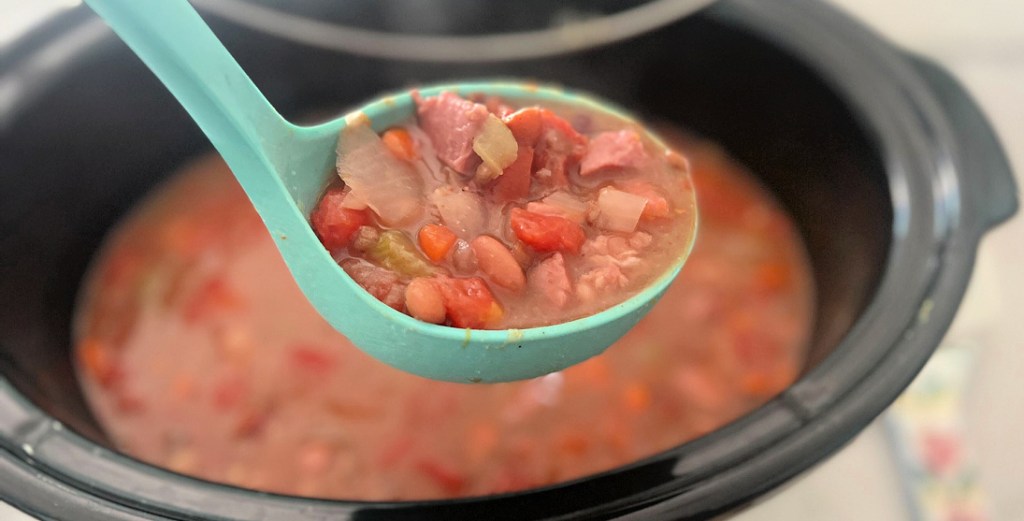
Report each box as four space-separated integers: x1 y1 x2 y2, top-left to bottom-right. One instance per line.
594 187 647 233
472 114 519 183
430 187 487 240
337 123 423 226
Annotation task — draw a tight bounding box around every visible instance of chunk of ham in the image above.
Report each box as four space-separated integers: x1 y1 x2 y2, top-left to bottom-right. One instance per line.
340 258 406 310
414 91 490 176
576 264 628 302
528 253 572 308
579 129 649 177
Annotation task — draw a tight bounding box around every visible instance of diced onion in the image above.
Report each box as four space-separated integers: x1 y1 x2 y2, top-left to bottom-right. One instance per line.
430 187 487 239
540 191 589 223
595 187 647 233
472 114 518 182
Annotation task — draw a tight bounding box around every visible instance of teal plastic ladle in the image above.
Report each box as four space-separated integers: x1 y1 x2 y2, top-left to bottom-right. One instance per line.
84 0 697 383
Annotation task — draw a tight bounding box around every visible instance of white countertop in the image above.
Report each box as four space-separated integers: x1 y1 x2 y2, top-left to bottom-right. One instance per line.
1 1 1021 520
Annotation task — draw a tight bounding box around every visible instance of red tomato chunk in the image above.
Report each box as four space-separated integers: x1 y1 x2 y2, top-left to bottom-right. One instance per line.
310 186 369 250
313 91 697 329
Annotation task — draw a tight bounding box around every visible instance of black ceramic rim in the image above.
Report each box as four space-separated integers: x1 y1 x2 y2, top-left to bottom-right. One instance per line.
0 0 1016 519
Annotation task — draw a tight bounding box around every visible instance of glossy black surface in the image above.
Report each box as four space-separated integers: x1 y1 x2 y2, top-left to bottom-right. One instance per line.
0 0 1015 519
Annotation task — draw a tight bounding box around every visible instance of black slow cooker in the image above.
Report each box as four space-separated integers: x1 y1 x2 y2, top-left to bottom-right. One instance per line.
0 0 1017 519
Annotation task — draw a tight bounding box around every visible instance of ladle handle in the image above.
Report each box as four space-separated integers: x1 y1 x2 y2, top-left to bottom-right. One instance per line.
84 0 292 167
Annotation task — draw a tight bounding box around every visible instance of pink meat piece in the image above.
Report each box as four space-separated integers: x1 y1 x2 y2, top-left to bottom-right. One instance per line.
577 264 628 303
414 91 489 175
579 129 649 177
528 253 572 308
532 115 588 188
340 258 406 310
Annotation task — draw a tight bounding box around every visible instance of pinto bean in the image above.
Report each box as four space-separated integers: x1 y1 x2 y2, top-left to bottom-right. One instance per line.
404 278 446 324
470 236 526 291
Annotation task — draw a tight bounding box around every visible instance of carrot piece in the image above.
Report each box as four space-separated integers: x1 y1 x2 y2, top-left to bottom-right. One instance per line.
509 208 586 254
622 382 652 412
418 224 458 262
503 107 543 145
558 432 590 457
381 127 417 162
754 261 793 293
490 145 534 202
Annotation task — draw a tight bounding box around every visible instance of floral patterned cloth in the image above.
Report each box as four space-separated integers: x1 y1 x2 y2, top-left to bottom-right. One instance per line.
885 343 988 521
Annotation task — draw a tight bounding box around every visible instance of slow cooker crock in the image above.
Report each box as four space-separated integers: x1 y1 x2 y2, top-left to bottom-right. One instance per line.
0 0 1017 519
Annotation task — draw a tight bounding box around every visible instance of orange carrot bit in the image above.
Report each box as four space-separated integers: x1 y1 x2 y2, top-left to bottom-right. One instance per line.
622 382 652 412
558 431 590 457
381 127 418 162
78 338 121 388
754 261 793 293
418 224 458 262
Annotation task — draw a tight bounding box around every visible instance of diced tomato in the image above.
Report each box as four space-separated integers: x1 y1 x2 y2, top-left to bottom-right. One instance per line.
502 108 543 145
532 111 588 188
539 109 586 144
310 186 370 250
78 338 121 388
381 127 417 162
415 459 466 495
434 276 503 329
288 344 336 375
490 145 534 202
509 208 586 254
417 224 458 262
